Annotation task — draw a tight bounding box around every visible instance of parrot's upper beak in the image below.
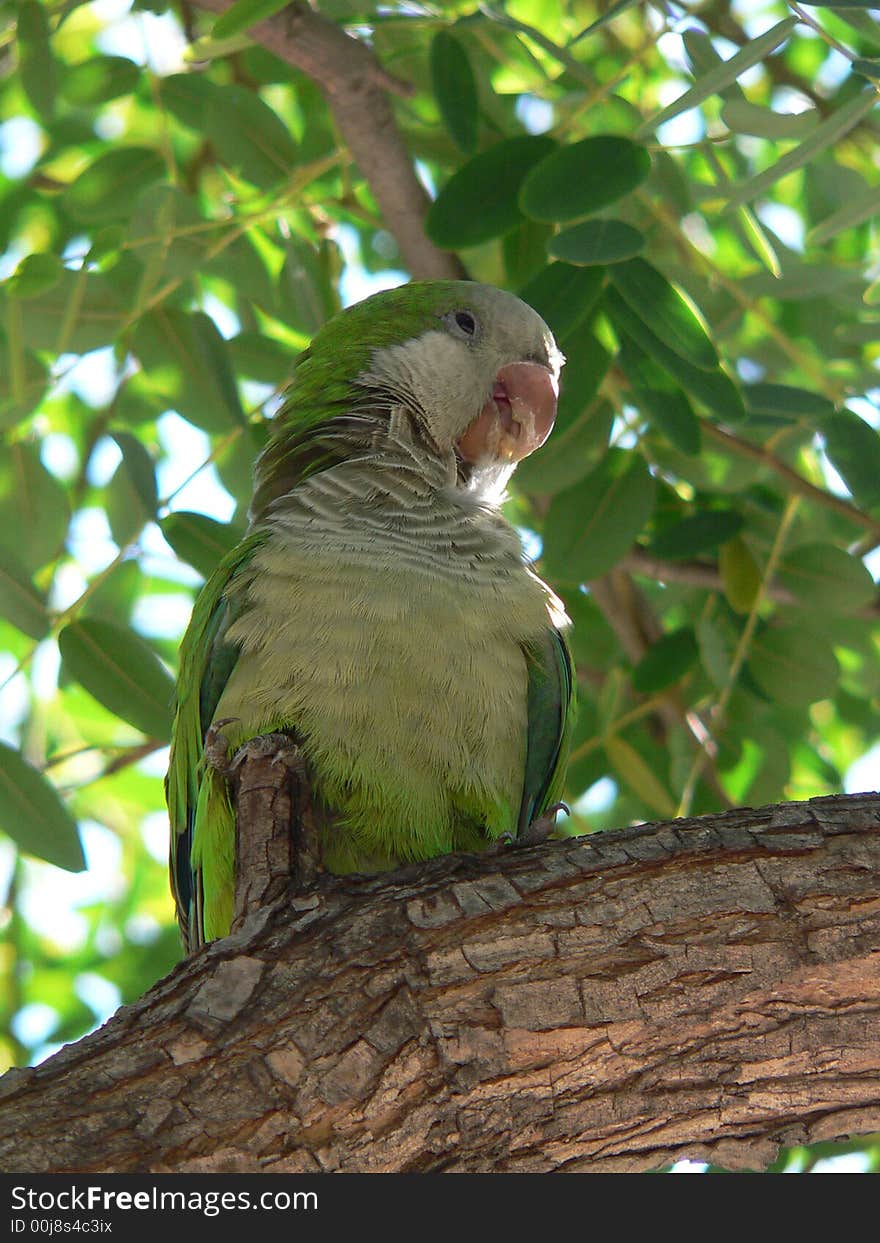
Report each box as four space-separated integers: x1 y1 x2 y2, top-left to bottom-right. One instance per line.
457 361 559 465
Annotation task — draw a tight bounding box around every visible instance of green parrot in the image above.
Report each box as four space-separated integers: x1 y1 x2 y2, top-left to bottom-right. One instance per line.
167 280 574 952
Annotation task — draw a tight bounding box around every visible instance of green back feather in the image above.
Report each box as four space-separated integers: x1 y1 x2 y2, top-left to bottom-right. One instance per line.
518 627 575 835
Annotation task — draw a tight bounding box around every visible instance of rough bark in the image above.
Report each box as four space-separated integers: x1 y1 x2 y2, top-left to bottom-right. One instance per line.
1 792 878 1173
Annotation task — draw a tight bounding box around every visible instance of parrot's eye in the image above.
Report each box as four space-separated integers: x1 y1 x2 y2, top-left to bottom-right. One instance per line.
443 309 481 341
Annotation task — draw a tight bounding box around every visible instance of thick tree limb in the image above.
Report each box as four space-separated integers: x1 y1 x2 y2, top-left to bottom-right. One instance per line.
192 0 466 281
1 792 878 1173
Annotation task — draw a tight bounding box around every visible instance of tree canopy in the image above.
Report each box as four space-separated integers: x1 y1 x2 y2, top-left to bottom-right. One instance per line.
0 0 878 1172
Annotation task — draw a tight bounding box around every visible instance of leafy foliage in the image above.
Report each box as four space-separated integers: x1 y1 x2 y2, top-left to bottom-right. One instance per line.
0 0 878 1171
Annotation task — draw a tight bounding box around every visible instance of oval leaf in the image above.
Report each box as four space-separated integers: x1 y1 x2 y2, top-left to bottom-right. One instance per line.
520 135 651 223
719 536 761 614
821 410 880 510
0 743 84 871
0 544 51 639
543 450 656 583
63 147 166 223
517 263 604 341
426 136 556 250
548 219 644 266
61 55 139 105
777 543 876 613
609 259 718 371
59 619 175 741
744 383 835 424
632 627 699 694
430 31 479 154
605 736 677 818
17 0 57 119
748 626 839 708
161 512 243 578
0 443 70 572
205 84 297 189
650 510 744 560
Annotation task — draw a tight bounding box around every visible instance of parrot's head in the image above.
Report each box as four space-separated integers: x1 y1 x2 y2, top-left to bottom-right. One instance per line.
288 281 564 477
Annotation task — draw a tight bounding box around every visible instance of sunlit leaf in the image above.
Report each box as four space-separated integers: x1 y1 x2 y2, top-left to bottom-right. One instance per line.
548 219 644 265
609 259 718 371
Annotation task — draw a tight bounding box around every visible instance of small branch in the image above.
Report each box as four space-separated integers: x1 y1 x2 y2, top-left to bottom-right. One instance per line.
192 0 466 280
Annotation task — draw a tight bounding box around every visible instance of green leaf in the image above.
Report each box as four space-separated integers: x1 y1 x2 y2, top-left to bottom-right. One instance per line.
205 85 297 189
632 627 698 693
543 450 656 583
430 31 479 154
0 743 84 872
157 73 217 130
617 336 701 455
63 147 166 223
637 18 798 137
160 511 242 578
720 99 818 140
719 537 761 614
777 543 876 613
17 0 57 119
748 626 839 708
6 253 63 299
9 268 124 356
605 736 677 818
228 332 294 384
517 263 604 341
0 442 70 572
821 409 880 509
548 219 644 265
61 55 139 105
519 136 651 222
744 383 835 423
58 619 175 741
131 308 246 433
604 287 745 419
649 510 744 559
127 185 207 287
426 136 556 249
0 544 50 639
277 238 338 336
722 90 877 212
105 432 158 546
609 259 718 371
212 0 291 40
807 185 880 244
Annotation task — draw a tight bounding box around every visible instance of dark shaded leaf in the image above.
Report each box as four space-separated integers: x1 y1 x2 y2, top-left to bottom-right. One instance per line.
430 31 479 154
59 619 175 740
160 511 242 578
632 627 699 693
205 85 297 189
649 510 744 559
821 409 880 509
520 136 650 222
548 219 644 266
748 626 839 708
61 55 139 105
518 263 604 341
0 544 50 639
0 743 84 871
63 148 166 223
543 450 656 583
609 259 718 371
426 136 556 249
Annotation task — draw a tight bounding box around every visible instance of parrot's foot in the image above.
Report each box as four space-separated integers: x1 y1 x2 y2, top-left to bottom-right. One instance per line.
204 717 239 774
229 731 306 776
492 801 571 852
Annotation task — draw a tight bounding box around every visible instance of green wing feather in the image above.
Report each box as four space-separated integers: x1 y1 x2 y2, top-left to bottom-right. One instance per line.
517 626 575 837
166 530 268 951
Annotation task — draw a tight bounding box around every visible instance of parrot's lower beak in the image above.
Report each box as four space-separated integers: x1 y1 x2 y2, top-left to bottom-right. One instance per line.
457 361 559 465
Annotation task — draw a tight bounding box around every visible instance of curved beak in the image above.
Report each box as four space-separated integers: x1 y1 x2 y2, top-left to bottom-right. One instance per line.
457 361 559 465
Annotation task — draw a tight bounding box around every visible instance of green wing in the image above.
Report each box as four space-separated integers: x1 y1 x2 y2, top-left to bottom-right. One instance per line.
517 626 575 837
166 531 268 952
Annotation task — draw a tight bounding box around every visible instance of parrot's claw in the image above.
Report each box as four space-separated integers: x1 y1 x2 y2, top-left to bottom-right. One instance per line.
494 800 571 850
204 717 239 775
229 731 304 775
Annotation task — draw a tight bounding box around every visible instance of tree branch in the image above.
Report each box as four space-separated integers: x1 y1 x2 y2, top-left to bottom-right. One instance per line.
191 0 467 281
2 793 878 1172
